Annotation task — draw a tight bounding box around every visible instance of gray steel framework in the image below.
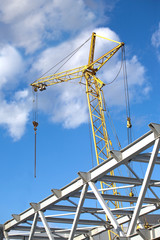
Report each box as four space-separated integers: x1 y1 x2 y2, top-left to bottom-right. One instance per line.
2 123 160 240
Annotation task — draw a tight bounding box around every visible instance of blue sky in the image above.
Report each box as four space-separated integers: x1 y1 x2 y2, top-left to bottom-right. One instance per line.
0 0 160 223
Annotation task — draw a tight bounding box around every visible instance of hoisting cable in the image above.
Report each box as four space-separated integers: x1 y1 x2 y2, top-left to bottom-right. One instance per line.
122 46 135 202
32 37 91 178
105 54 123 86
32 88 38 178
32 36 91 84
122 46 132 144
100 51 123 150
53 37 91 75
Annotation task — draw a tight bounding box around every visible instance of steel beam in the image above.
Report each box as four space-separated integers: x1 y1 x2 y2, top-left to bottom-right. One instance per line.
4 231 9 240
28 212 38 240
118 223 160 240
89 128 156 182
40 216 107 226
118 204 159 225
49 204 135 216
38 211 55 240
67 197 107 223
100 175 160 187
72 191 159 204
132 153 160 164
127 138 160 236
49 204 102 213
73 204 159 240
11 225 91 234
88 181 125 237
49 204 134 216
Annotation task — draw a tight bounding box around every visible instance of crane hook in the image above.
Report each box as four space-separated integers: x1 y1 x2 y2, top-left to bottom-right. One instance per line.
33 121 38 131
33 121 38 178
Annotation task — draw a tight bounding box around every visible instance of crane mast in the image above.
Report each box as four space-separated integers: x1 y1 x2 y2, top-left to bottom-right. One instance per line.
85 32 111 165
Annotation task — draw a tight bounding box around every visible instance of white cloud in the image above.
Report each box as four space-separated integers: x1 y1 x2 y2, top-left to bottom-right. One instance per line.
50 84 88 128
0 0 150 140
32 28 120 74
102 55 149 106
32 27 149 129
14 89 29 100
0 0 105 53
151 22 160 61
0 89 31 141
0 0 42 22
0 45 24 89
0 44 31 140
152 23 160 48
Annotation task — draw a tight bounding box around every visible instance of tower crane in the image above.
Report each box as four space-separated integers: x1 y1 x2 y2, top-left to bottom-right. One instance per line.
31 32 125 240
31 32 124 167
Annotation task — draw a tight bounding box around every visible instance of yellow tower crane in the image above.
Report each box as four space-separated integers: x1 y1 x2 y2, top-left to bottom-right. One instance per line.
31 32 124 166
31 33 125 239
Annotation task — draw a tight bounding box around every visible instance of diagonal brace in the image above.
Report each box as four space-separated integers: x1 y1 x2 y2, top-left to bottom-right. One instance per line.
28 212 39 240
39 211 55 240
127 137 160 236
4 231 9 240
68 184 88 240
88 181 125 237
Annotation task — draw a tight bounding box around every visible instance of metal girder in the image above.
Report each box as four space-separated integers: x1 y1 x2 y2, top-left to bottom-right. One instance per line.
28 212 38 240
3 231 9 240
73 204 160 240
127 138 160 236
38 211 55 240
12 225 92 234
3 123 160 240
49 204 103 213
100 175 160 187
118 223 160 240
72 191 159 204
68 184 88 240
132 153 160 164
49 204 133 216
40 216 107 226
88 181 124 237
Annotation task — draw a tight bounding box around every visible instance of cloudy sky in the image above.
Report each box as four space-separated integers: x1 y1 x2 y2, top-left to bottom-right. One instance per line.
0 0 160 223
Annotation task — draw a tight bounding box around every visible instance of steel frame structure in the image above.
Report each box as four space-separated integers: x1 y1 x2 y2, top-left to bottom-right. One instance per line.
2 122 160 240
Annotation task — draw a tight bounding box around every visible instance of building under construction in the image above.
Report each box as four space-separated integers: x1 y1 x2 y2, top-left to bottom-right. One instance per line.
2 33 160 240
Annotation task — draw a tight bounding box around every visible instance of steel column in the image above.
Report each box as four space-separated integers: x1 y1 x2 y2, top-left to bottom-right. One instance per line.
127 137 160 236
68 184 88 240
88 181 125 237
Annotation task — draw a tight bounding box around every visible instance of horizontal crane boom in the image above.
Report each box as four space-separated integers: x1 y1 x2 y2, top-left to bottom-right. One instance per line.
31 41 124 91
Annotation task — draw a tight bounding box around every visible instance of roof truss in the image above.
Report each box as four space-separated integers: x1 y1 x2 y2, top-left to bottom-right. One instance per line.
3 123 160 240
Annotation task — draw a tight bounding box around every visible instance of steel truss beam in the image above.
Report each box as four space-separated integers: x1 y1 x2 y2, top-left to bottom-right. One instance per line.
3 123 160 240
